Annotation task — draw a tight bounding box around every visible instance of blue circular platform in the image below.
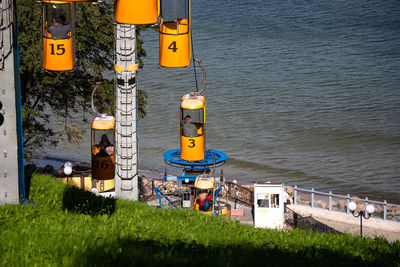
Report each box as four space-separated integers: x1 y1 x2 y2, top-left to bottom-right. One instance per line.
163 149 228 170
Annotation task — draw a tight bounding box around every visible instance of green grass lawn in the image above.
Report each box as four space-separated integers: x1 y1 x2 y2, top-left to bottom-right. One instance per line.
0 173 399 266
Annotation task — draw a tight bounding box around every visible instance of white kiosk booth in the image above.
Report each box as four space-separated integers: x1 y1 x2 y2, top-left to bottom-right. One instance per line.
254 183 284 229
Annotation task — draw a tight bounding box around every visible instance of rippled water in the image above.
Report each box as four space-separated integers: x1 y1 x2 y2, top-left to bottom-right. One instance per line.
45 0 400 200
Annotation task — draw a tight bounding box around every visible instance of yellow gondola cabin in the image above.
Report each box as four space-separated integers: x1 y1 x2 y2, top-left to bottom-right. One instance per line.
159 0 191 68
193 175 229 218
47 0 100 1
91 116 115 180
42 0 76 71
180 93 205 161
114 0 158 25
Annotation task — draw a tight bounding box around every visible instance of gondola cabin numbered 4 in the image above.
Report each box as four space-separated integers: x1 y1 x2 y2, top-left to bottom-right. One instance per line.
42 0 76 71
180 94 205 161
159 0 191 68
91 116 115 180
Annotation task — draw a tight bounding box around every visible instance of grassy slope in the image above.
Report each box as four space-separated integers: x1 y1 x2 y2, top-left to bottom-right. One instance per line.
0 174 399 267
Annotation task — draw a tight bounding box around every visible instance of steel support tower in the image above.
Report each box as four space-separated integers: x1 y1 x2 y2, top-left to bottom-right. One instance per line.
0 0 25 204
114 24 138 200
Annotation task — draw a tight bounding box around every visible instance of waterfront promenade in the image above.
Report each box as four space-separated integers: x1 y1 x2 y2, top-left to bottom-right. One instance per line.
289 204 400 242
140 169 400 242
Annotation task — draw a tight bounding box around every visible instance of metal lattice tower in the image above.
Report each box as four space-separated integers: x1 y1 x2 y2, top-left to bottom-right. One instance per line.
0 0 25 205
114 24 138 200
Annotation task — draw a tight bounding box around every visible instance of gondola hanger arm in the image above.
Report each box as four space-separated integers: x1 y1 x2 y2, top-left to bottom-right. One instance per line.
190 58 206 96
91 81 107 117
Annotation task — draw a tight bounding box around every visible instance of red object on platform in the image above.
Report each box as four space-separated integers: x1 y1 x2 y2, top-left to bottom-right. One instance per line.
231 209 244 216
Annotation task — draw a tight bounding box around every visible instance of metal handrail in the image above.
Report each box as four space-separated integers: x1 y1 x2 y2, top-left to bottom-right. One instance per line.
293 185 400 221
226 181 253 206
153 186 178 209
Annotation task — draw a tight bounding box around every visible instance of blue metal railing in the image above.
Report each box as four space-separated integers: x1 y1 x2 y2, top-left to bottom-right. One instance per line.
152 186 178 209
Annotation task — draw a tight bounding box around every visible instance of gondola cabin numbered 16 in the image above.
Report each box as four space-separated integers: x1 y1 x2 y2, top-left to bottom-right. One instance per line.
180 94 205 161
42 0 76 71
91 116 115 180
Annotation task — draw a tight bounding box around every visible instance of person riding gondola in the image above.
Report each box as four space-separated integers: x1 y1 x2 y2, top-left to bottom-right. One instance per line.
95 134 114 156
48 15 71 39
182 115 198 137
198 190 212 211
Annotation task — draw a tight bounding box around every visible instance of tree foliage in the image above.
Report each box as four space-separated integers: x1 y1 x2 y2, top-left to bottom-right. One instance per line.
16 0 149 158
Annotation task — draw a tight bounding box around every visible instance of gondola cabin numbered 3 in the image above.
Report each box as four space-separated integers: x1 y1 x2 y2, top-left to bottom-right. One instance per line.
180 94 205 161
91 116 115 180
42 0 76 71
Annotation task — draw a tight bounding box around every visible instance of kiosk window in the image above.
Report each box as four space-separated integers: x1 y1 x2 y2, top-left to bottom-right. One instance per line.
257 193 280 208
257 194 270 208
271 194 280 208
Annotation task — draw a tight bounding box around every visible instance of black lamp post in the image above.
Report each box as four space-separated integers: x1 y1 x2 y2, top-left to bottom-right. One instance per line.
348 201 375 238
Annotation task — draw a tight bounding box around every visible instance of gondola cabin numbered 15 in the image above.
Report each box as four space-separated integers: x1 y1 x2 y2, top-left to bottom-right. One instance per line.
91 116 115 180
42 0 76 71
180 94 205 161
